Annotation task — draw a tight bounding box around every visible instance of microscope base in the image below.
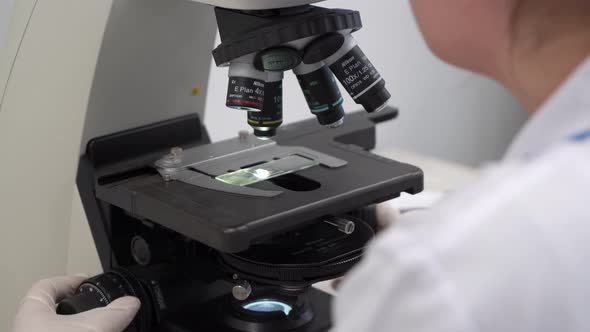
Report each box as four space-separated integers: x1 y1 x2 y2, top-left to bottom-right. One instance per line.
159 288 332 332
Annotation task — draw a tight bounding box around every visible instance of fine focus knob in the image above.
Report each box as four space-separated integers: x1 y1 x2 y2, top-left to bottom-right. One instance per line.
56 291 105 315
57 273 128 314
56 269 151 332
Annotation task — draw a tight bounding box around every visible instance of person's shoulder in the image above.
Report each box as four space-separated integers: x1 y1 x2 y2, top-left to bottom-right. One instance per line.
348 141 590 332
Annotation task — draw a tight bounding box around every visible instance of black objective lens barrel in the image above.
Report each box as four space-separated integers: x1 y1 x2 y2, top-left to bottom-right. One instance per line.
226 62 267 112
56 273 131 315
248 79 283 139
295 64 345 128
325 35 391 113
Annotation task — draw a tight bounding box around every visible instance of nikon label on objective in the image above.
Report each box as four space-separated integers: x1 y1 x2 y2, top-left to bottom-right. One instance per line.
329 46 382 100
226 77 265 111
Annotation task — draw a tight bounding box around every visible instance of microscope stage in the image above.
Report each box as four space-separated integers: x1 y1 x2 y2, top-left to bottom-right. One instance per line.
87 109 423 253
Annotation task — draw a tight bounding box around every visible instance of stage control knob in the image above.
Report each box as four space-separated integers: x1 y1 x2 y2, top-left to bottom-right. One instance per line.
56 290 105 315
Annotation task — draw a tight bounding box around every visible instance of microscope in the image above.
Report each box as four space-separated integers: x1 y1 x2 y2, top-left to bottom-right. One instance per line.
212 2 391 138
48 0 424 331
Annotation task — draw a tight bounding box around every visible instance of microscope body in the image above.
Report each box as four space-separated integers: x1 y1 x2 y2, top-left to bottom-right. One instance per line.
65 107 422 332
1 0 421 331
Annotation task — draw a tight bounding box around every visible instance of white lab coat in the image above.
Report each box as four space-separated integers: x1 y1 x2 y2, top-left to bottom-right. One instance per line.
333 57 590 332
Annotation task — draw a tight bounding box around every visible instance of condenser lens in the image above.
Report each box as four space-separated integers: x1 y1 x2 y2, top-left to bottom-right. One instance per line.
242 299 292 315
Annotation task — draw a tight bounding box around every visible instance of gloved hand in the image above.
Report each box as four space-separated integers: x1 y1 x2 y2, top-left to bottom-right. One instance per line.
375 201 401 230
12 275 140 332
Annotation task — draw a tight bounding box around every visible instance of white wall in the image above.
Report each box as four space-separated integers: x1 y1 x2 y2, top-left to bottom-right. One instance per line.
0 0 14 50
0 0 112 330
204 0 528 166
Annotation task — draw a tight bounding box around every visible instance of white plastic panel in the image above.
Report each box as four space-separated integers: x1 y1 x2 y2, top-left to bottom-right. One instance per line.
0 0 113 329
80 0 217 148
68 0 218 277
0 0 15 50
191 0 323 10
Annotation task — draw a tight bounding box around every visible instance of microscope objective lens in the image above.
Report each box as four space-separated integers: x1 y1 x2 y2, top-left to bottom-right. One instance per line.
295 65 345 127
226 59 268 112
248 80 283 138
327 39 391 113
301 33 391 114
226 76 266 112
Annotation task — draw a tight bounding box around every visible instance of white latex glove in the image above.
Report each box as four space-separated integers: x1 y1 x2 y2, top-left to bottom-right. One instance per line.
12 275 141 332
375 201 401 230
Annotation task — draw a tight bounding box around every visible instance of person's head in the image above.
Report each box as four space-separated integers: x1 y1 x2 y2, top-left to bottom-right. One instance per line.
410 0 590 112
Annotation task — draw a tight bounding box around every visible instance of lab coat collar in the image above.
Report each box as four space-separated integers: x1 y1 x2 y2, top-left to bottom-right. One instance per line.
505 56 590 160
